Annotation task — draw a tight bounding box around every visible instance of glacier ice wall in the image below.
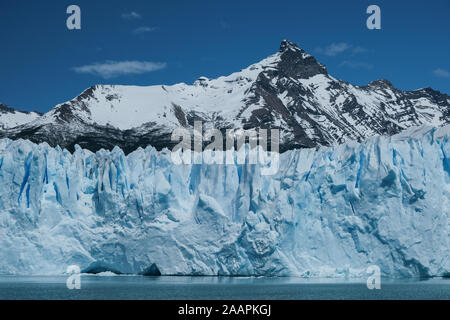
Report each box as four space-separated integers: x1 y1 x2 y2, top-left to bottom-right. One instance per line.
0 125 448 277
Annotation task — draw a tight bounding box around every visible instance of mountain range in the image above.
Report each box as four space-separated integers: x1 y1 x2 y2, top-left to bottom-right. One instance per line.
1 40 449 153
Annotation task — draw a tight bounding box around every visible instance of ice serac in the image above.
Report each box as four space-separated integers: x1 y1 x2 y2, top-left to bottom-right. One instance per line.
0 125 449 277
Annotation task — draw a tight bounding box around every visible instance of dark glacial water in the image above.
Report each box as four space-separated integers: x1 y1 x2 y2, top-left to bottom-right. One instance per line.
0 275 448 300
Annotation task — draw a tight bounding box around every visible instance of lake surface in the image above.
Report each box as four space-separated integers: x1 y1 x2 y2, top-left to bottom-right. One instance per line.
0 275 448 300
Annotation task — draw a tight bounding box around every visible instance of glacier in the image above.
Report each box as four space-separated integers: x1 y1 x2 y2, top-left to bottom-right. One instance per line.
0 125 448 277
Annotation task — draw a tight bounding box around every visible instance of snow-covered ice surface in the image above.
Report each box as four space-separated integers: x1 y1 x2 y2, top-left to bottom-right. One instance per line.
0 125 448 277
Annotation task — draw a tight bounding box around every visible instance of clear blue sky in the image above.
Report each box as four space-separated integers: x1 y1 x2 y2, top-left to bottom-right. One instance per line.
0 0 449 113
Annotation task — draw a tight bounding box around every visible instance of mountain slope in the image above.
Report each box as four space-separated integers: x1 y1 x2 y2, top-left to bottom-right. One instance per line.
0 102 41 129
1 40 449 153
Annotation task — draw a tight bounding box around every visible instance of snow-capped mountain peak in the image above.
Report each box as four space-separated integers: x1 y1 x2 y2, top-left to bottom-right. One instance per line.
0 40 449 153
279 39 299 51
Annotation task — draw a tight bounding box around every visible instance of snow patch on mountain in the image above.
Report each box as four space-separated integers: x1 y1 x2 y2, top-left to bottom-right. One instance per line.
0 102 41 129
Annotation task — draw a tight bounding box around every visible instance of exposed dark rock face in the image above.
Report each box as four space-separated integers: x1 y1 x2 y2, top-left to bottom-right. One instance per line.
0 102 16 114
277 40 328 79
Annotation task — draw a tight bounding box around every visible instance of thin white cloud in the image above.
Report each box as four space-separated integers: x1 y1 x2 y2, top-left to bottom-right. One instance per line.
73 61 167 79
433 68 450 78
315 43 350 56
315 43 367 57
352 46 368 54
133 26 158 34
121 11 141 20
339 60 373 70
